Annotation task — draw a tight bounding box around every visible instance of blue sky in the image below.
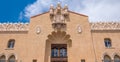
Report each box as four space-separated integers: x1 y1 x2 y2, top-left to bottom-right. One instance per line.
0 0 36 23
0 0 120 23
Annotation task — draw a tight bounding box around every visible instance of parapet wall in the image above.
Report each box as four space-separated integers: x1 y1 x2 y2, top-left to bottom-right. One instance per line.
0 22 120 31
0 23 29 31
91 22 120 31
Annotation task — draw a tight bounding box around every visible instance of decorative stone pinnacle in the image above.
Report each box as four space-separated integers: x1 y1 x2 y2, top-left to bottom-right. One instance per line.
57 2 61 7
50 4 54 8
64 4 68 8
49 3 70 31
57 2 60 5
50 4 53 6
49 3 70 23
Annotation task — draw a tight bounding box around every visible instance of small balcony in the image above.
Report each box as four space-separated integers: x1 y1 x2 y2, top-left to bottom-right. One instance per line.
52 22 66 31
51 56 67 62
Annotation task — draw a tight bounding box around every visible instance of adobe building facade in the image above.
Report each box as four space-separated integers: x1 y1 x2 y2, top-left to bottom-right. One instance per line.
0 3 120 62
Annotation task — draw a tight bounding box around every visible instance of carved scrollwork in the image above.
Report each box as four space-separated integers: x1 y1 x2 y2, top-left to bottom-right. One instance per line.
91 22 120 30
0 23 29 31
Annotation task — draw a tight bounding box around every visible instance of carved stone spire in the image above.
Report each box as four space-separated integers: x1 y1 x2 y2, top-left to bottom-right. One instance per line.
49 3 70 31
50 4 55 23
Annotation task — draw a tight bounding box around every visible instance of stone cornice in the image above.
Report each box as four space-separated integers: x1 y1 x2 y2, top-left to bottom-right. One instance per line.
0 23 29 31
91 22 120 31
0 22 120 31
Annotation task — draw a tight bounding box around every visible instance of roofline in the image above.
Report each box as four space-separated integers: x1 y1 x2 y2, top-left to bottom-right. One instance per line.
31 11 49 18
68 10 88 17
31 10 88 18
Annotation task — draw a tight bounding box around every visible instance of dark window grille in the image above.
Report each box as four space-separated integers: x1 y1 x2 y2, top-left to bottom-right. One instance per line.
33 59 37 62
8 39 15 48
0 60 6 62
104 55 111 62
51 44 67 58
114 55 120 62
81 59 85 62
8 55 16 62
60 48 67 57
104 38 111 48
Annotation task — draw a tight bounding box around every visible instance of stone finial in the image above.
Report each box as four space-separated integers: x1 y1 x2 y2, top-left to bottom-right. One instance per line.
57 2 61 9
64 4 68 9
49 3 69 23
50 4 54 8
50 4 54 22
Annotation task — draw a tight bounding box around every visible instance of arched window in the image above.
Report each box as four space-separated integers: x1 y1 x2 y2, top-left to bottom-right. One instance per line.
51 48 59 57
51 44 67 58
114 55 120 62
60 48 67 57
104 55 111 62
104 38 112 48
8 39 15 48
0 55 6 62
8 55 16 62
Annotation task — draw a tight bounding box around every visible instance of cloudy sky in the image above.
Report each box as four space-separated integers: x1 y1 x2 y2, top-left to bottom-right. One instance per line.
0 0 120 23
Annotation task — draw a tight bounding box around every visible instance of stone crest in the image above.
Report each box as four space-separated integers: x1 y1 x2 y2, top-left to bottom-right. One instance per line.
49 3 70 31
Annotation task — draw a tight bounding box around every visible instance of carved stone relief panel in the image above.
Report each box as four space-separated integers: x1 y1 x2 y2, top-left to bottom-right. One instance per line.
77 25 82 33
36 26 41 34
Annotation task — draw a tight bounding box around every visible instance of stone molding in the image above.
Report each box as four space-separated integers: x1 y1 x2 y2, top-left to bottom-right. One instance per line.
91 22 120 30
0 22 120 31
0 23 29 31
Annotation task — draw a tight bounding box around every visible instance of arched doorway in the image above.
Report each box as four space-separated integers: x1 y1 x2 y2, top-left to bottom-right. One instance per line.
0 55 6 62
104 55 111 62
8 55 16 62
45 31 71 62
114 55 120 62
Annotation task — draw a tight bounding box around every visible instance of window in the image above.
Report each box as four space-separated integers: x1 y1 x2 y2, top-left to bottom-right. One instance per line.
8 39 15 48
0 55 6 62
51 48 59 57
104 38 111 48
33 59 37 62
51 44 67 58
60 48 67 57
8 55 16 62
104 55 111 62
51 44 67 62
81 59 85 62
114 55 120 62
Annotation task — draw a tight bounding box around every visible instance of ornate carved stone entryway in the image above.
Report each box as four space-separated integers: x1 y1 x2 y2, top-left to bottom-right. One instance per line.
45 31 71 62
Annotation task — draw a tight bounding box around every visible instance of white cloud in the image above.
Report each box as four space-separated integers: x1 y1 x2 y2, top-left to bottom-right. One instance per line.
80 0 120 22
21 0 120 22
23 0 53 18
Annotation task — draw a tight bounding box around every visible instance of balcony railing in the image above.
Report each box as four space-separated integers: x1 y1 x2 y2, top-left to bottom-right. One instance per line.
51 56 67 62
52 22 66 31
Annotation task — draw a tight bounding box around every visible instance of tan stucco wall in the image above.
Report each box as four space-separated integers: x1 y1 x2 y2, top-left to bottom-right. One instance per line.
0 12 120 62
91 31 120 62
28 12 95 62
